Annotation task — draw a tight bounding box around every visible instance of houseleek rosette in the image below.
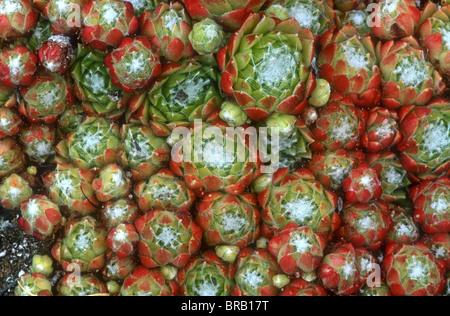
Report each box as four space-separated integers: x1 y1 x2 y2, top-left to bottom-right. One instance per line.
170 120 259 195
56 116 120 170
71 45 130 118
0 173 33 210
232 248 281 296
397 99 450 182
140 2 194 62
184 0 267 31
19 71 74 124
51 216 108 273
0 0 39 40
80 0 139 50
134 168 196 212
135 210 202 268
43 163 99 216
120 266 178 296
196 192 261 248
177 250 236 296
257 168 339 240
119 124 171 181
383 242 446 296
219 13 315 121
0 45 37 87
147 56 221 135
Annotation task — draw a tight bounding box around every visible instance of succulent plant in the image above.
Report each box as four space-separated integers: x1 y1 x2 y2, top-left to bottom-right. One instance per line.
120 266 179 296
14 273 52 296
106 223 139 258
57 103 85 135
218 13 315 121
0 173 33 210
232 248 281 296
119 124 171 181
28 16 53 52
37 35 74 75
418 4 450 79
135 210 202 268
170 120 259 195
0 137 25 177
19 124 56 163
264 4 289 20
104 36 161 93
261 114 314 171
0 0 39 40
397 100 450 182
342 163 383 203
146 56 221 135
103 251 137 281
184 0 267 31
189 18 226 55
134 168 196 212
19 71 74 124
267 0 335 37
127 0 165 17
362 107 402 152
355 246 378 284
337 201 392 251
0 45 38 87
307 149 365 191
387 209 421 245
196 192 261 248
371 0 421 40
258 168 339 240
311 93 367 151
18 194 64 240
377 37 445 109
268 223 327 276
51 216 108 273
43 163 99 216
424 233 450 271
318 243 362 296
92 164 131 202
80 0 138 50
71 45 130 118
367 152 411 204
140 2 194 62
336 9 372 36
281 278 327 296
57 274 107 296
178 250 236 296
31 254 54 277
0 107 22 139
100 199 141 229
318 25 381 107
383 242 446 296
42 0 86 34
410 176 450 235
56 116 120 170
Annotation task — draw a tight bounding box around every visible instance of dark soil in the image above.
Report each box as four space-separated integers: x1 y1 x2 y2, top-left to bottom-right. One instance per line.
0 164 56 296
0 210 52 296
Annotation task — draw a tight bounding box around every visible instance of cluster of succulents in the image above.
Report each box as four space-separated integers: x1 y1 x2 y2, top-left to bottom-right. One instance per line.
0 0 448 297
